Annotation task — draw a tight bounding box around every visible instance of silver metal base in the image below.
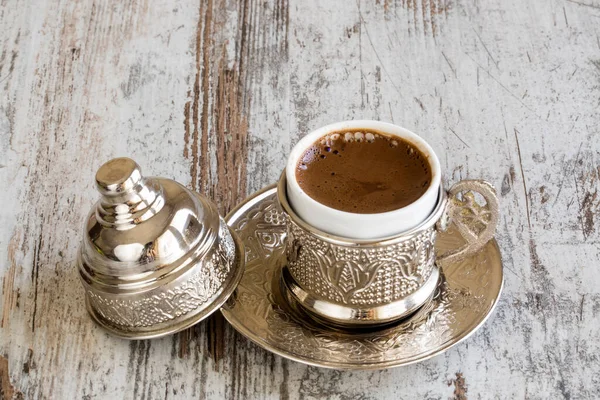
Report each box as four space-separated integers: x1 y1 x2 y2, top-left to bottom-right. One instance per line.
281 264 440 327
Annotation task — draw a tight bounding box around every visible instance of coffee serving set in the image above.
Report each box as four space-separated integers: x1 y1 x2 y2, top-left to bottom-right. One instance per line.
78 120 502 370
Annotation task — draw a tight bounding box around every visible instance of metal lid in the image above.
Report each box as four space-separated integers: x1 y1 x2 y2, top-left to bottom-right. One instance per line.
78 158 244 339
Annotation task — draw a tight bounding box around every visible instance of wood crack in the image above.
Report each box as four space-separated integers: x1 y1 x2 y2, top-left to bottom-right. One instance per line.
472 28 499 69
513 128 531 231
566 0 600 10
31 232 42 333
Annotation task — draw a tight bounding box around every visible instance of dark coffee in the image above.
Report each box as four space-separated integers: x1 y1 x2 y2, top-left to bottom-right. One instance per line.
295 130 432 214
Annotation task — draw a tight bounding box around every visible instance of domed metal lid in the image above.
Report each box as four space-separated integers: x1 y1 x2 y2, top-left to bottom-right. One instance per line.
78 158 244 339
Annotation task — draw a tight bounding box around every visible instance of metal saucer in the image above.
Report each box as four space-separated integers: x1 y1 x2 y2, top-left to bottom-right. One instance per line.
221 185 503 370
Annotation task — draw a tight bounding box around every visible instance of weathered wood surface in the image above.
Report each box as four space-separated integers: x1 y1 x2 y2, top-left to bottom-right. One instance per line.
0 0 599 398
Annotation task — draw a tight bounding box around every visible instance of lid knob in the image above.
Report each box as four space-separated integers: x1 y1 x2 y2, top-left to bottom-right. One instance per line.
95 157 143 196
94 158 163 228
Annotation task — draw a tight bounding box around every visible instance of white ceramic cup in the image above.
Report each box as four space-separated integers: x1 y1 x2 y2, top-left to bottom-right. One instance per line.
286 120 441 240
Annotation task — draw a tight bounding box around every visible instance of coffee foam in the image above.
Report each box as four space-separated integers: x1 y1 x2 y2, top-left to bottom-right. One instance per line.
295 130 431 214
299 131 429 174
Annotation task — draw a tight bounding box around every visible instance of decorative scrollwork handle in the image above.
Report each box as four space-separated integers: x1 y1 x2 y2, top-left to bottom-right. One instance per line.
436 180 499 266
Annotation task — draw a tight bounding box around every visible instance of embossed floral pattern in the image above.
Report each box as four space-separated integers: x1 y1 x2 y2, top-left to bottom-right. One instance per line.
285 220 436 305
87 220 236 328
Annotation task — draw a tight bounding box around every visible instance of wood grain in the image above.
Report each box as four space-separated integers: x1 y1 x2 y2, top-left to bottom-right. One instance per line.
0 0 599 398
0 355 22 400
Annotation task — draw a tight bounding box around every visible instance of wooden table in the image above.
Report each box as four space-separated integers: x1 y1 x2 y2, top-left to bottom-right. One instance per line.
1 0 598 398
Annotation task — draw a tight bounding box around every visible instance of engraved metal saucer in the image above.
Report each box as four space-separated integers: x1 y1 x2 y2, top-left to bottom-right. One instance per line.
221 185 503 370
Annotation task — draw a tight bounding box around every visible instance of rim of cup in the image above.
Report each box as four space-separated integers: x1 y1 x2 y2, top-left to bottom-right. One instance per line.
277 173 447 246
285 120 442 226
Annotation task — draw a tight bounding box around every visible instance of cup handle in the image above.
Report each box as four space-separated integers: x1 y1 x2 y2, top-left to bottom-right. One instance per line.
435 180 499 266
